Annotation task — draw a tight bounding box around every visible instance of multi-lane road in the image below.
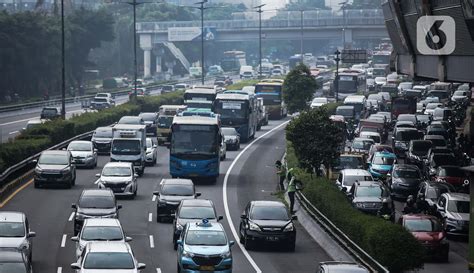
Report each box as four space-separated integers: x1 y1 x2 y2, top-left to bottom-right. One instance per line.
1 118 333 273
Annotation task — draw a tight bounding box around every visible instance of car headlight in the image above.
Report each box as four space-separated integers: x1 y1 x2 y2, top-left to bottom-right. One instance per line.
207 162 218 170
457 220 465 225
355 203 364 208
61 167 71 175
86 154 94 158
248 221 261 231
283 223 294 232
176 222 183 230
75 212 86 220
35 166 42 173
183 249 195 258
18 241 28 250
220 251 231 259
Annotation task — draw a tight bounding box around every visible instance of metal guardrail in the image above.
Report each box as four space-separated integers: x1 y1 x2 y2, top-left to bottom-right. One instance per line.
296 191 389 273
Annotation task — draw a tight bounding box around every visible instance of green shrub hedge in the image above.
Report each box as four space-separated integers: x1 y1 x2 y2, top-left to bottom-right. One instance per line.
286 143 424 273
0 91 184 173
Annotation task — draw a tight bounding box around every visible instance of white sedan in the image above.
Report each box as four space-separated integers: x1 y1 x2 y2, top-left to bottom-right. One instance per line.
67 141 98 168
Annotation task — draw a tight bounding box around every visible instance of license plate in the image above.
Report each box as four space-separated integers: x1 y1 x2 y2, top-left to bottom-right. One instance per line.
199 266 214 271
266 236 279 241
189 173 199 177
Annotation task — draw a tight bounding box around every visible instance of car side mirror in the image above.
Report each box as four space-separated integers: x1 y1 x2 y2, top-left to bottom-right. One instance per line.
137 263 146 270
176 240 183 246
134 174 139 178
71 236 78 242
195 192 201 197
153 191 160 196
291 215 298 221
240 214 246 219
71 203 77 209
218 215 224 221
95 173 100 178
94 149 98 153
71 263 81 270
27 231 36 238
117 205 122 210
341 187 347 192
153 145 157 148
125 236 133 242
171 213 176 218
438 207 445 212
229 241 235 247
32 159 38 164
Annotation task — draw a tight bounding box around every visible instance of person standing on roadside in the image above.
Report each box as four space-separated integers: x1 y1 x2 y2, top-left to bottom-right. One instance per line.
287 168 297 214
275 160 286 191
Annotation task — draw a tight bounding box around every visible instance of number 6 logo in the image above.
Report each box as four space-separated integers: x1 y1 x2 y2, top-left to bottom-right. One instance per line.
417 16 455 55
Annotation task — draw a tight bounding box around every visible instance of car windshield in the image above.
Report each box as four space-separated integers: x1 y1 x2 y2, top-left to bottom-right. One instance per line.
312 98 327 103
38 154 68 165
185 230 227 246
448 200 470 213
426 103 441 110
146 139 153 148
404 219 441 232
398 115 416 123
337 157 361 169
83 252 134 269
433 155 455 166
102 166 131 177
454 91 466 96
222 128 238 136
158 116 173 128
439 167 464 177
356 186 383 197
426 185 452 199
250 206 289 221
352 139 373 150
373 155 395 165
179 206 215 219
68 142 91 151
411 141 431 154
42 108 57 114
161 184 194 196
343 175 373 186
394 169 420 179
79 196 115 209
0 222 25 237
94 129 112 138
119 117 140 124
81 226 123 241
139 113 156 121
0 263 26 273
428 138 447 147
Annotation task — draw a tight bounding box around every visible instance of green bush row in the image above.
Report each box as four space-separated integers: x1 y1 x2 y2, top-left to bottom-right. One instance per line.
286 143 424 273
0 92 184 173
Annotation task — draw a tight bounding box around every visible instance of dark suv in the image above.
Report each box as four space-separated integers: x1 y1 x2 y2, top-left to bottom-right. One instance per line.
349 181 393 216
406 140 432 167
239 200 297 251
40 107 60 119
33 150 76 188
139 112 159 136
72 189 121 235
388 164 423 199
153 179 200 222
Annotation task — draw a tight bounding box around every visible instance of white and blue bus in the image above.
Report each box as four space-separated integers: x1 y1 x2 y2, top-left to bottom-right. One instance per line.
214 93 258 142
170 116 221 182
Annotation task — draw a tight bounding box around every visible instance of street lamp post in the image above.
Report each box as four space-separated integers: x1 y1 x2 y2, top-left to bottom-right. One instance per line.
334 50 341 102
339 1 348 49
195 0 207 85
254 4 265 78
61 0 66 119
300 9 304 59
126 0 142 97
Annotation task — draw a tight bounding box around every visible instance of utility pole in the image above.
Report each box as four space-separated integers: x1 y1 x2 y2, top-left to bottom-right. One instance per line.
334 49 341 102
254 4 265 78
127 0 140 97
195 0 207 85
300 9 304 59
61 0 66 119
339 1 348 49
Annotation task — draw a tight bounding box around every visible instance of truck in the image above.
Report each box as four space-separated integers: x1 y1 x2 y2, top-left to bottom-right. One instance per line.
391 96 416 119
111 124 147 175
256 98 268 130
157 105 187 146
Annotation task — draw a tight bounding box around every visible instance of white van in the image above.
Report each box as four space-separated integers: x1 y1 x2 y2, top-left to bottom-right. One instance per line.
189 67 202 78
239 65 255 79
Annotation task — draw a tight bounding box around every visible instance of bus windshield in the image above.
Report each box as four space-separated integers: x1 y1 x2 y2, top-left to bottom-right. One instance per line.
171 124 218 158
215 100 248 122
184 92 216 102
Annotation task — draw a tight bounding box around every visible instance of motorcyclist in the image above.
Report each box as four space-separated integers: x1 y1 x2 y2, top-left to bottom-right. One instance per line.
377 198 394 222
416 192 430 214
403 195 417 214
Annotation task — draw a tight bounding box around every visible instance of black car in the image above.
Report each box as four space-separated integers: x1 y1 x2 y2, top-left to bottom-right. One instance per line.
418 181 455 208
40 107 60 119
239 200 297 251
153 179 200 222
427 153 457 176
392 128 423 158
72 189 121 235
172 199 222 250
406 140 432 167
33 150 76 188
348 181 393 216
0 249 32 273
139 112 158 137
388 164 423 199
91 127 113 154
221 127 241 150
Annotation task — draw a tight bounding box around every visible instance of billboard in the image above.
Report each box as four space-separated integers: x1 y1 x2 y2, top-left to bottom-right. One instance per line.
341 49 368 64
168 27 217 42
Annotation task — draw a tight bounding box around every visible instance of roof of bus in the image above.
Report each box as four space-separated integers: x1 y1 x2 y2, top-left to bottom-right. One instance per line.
344 95 366 103
256 81 283 86
172 115 219 126
215 93 250 100
160 105 187 109
185 88 217 94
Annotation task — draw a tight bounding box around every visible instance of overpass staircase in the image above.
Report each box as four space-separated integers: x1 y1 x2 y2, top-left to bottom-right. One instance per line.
162 42 190 73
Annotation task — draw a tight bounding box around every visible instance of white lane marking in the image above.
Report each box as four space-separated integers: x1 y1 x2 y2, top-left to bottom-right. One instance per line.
0 109 84 126
156 268 162 273
149 235 155 248
148 213 153 222
61 234 67 247
223 120 290 273
57 267 62 273
152 195 157 202
9 131 19 135
68 212 75 222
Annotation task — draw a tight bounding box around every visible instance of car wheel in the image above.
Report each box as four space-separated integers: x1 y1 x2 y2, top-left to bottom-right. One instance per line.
173 239 178 250
67 180 73 189
239 224 244 244
34 180 40 188
244 234 253 250
287 240 296 252
177 262 181 273
72 174 76 186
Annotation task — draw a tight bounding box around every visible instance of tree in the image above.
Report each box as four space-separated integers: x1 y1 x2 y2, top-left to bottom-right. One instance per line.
286 107 344 174
346 0 383 9
283 63 318 114
285 0 327 10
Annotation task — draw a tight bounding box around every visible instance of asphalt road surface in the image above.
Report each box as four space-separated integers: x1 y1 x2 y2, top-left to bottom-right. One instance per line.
2 118 332 273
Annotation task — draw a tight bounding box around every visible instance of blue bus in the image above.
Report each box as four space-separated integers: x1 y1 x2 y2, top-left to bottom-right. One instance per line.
214 93 258 142
170 116 221 182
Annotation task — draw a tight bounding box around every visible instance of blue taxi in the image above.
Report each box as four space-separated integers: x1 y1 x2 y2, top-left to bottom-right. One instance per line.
368 151 397 179
177 219 234 273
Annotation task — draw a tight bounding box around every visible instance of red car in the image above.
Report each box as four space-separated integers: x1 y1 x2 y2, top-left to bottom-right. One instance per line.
399 214 449 262
434 165 467 187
